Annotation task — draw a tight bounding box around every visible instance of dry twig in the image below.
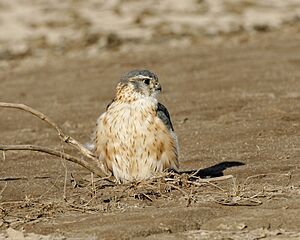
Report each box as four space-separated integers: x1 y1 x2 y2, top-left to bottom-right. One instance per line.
194 175 234 183
0 102 93 158
0 102 109 178
0 144 108 178
0 182 7 197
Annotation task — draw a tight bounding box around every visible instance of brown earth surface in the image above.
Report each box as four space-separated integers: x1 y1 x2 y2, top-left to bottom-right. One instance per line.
0 30 300 239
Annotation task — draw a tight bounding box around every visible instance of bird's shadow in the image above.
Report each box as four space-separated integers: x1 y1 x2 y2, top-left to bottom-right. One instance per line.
180 161 245 178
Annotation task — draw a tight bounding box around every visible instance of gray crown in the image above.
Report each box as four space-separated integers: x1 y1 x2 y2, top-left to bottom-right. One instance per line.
121 69 158 82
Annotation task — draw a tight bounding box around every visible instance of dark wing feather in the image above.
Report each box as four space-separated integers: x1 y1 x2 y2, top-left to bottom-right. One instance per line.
157 102 174 131
106 99 115 110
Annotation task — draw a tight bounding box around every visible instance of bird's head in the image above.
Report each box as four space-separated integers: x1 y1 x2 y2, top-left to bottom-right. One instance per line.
117 70 162 100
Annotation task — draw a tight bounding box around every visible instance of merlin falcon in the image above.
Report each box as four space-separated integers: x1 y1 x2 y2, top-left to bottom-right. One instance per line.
92 70 179 183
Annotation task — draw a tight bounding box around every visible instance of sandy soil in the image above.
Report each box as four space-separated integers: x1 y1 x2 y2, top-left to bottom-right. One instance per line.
0 1 300 239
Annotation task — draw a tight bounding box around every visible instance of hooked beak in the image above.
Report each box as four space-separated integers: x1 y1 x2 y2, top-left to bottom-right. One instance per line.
155 83 162 92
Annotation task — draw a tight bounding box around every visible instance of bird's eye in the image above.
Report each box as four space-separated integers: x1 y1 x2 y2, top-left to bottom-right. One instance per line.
143 78 150 85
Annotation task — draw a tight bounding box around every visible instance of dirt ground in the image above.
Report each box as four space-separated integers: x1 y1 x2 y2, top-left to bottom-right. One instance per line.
0 27 300 239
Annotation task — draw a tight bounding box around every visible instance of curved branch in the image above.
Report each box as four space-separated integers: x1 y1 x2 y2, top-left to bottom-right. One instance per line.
0 102 109 178
0 102 95 160
0 144 109 178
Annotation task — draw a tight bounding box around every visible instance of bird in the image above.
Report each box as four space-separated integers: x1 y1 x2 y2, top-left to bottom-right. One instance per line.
92 69 179 183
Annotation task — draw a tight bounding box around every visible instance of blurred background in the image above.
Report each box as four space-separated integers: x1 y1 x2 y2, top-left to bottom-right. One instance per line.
0 0 300 63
